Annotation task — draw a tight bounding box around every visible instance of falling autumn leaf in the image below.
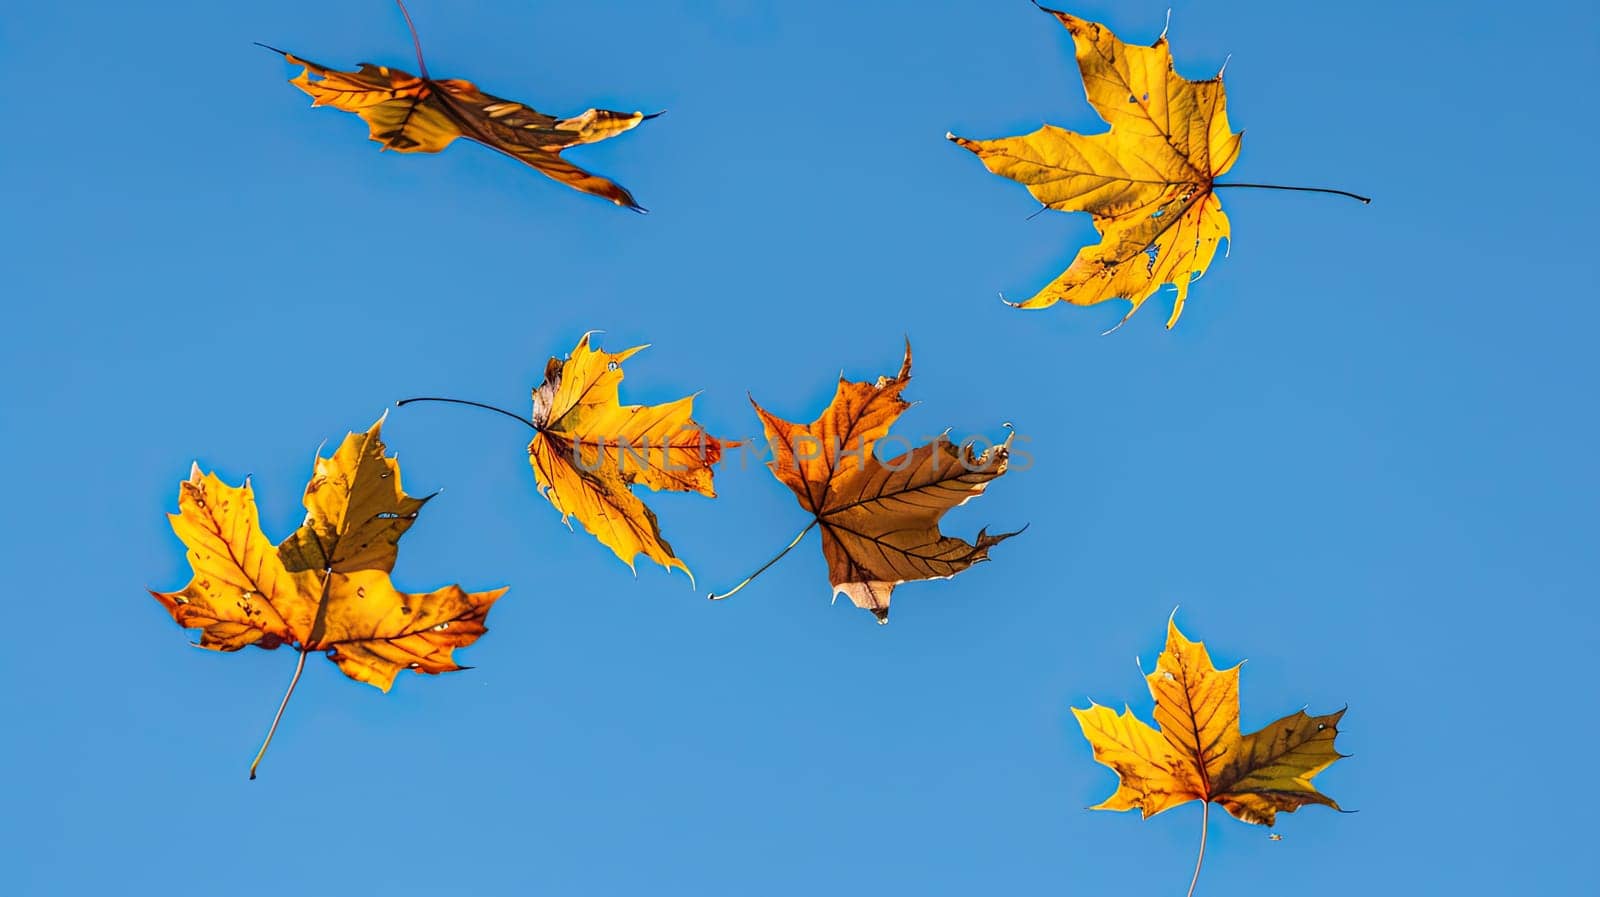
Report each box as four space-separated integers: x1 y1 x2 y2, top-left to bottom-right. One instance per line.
149 416 506 778
399 333 727 581
262 1 658 209
712 341 1020 623
1074 616 1348 894
949 7 1367 330
528 334 727 579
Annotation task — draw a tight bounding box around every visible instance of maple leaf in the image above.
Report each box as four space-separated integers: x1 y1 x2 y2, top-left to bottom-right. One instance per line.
398 334 727 581
712 342 1020 623
949 7 1366 330
526 334 726 580
149 416 506 777
262 1 658 209
1074 616 1347 828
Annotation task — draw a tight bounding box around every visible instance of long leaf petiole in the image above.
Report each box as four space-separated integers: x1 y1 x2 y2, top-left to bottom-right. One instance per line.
1212 182 1371 204
249 648 307 780
396 397 537 430
709 521 818 601
394 0 429 79
1186 801 1210 897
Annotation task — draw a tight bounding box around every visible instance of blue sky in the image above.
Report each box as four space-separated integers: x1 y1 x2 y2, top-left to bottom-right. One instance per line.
2 0 1595 894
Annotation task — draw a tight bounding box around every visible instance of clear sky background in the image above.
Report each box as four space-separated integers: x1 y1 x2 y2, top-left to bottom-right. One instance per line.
2 1 1595 894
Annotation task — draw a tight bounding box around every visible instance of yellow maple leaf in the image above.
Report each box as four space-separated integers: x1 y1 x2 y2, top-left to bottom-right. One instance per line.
952 9 1368 330
396 334 727 581
947 7 1235 329
526 334 727 582
1073 616 1347 824
950 8 1241 329
713 342 1020 622
149 416 506 777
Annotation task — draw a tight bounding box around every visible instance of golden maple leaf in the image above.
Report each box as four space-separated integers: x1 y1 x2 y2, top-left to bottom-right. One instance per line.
949 8 1243 329
1073 617 1347 826
149 416 506 777
527 333 727 581
261 2 657 209
714 342 1020 623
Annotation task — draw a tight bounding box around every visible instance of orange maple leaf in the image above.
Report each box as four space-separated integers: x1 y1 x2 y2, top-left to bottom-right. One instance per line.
713 342 1020 622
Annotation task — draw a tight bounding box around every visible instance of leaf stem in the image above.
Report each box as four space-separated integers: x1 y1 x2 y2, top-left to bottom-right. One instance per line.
394 0 429 79
709 521 818 601
396 397 537 430
1212 182 1371 204
1186 801 1210 897
249 647 308 780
